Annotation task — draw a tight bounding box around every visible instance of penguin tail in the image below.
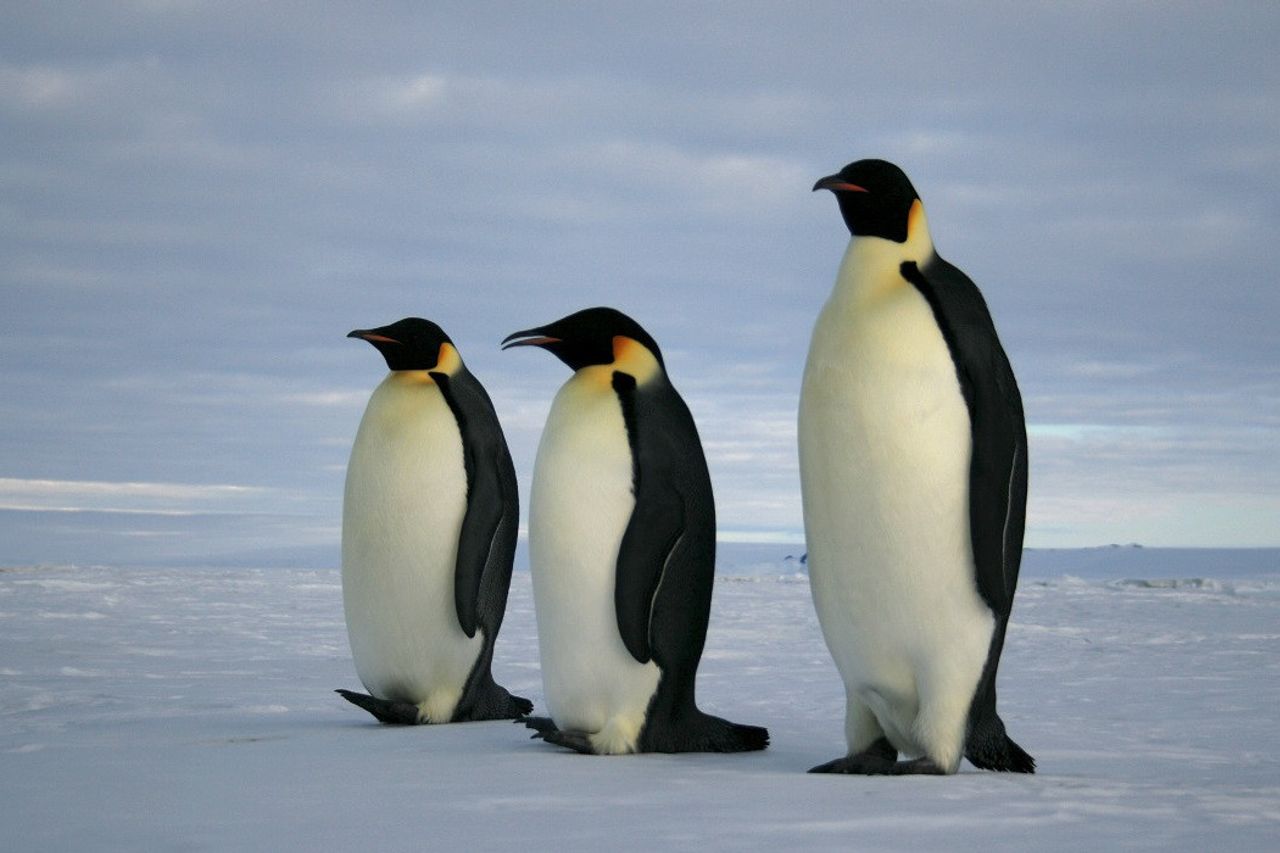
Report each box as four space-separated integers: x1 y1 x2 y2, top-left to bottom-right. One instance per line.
964 716 1036 773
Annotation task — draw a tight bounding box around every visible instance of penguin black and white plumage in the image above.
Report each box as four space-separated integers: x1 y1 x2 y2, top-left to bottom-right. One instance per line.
799 159 1034 775
338 318 531 724
502 307 768 755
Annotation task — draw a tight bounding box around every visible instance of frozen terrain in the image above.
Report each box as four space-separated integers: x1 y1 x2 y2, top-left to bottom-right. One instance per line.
2 549 1278 850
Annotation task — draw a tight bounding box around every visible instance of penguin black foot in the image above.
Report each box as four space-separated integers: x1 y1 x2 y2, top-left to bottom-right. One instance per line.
517 715 557 734
964 714 1036 773
454 685 534 722
519 718 598 754
643 712 769 754
509 694 535 717
809 737 898 774
889 757 947 776
335 689 422 725
535 729 597 755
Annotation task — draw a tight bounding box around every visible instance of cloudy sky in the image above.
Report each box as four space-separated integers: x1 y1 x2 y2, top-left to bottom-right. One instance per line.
2 2 1277 566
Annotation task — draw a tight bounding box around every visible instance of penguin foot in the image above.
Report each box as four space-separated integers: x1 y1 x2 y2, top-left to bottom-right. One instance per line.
517 715 557 734
535 728 597 755
809 737 898 774
643 712 770 754
335 689 422 725
889 757 948 775
455 685 534 722
965 718 1036 773
519 717 600 754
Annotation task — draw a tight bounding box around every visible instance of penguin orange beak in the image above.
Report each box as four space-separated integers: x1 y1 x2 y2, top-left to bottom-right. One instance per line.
348 330 401 345
812 175 869 193
501 329 562 350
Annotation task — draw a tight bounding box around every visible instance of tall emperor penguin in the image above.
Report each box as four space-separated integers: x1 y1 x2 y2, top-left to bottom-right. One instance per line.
799 159 1034 775
338 317 531 725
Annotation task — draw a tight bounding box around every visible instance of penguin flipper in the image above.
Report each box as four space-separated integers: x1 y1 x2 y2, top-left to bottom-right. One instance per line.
611 371 696 665
451 456 505 638
433 369 520 639
335 689 422 725
614 483 686 664
899 258 1027 615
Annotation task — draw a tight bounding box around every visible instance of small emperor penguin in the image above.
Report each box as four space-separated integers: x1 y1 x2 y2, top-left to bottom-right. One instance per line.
799 159 1035 775
503 307 769 755
338 318 531 724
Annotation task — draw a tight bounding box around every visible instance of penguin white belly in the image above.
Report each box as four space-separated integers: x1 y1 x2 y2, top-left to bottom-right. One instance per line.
799 256 994 765
341 372 483 723
529 373 661 754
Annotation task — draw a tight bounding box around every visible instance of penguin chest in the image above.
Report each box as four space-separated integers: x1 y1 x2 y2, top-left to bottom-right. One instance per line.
799 269 993 693
528 375 661 740
341 373 482 715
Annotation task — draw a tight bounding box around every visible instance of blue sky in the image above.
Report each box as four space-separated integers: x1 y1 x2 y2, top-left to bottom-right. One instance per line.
2 2 1278 566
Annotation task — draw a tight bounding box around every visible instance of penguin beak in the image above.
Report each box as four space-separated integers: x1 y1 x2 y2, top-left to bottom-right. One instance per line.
501 328 562 350
348 330 401 345
812 175 869 194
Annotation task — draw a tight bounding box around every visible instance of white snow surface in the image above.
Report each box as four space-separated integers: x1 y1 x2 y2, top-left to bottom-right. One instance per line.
3 551 1279 851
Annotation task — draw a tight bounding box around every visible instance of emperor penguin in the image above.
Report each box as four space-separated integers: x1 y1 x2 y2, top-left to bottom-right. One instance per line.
502 307 769 755
799 159 1035 775
338 318 532 724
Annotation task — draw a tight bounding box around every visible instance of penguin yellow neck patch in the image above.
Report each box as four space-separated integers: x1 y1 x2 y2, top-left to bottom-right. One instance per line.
905 199 933 256
434 342 463 377
611 335 661 385
573 336 662 389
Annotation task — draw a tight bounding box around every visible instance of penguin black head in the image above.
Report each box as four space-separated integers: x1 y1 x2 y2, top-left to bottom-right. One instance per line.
347 317 457 372
813 159 920 243
501 307 665 373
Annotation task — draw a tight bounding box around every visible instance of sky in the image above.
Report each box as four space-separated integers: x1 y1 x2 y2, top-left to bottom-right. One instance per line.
2 1 1278 566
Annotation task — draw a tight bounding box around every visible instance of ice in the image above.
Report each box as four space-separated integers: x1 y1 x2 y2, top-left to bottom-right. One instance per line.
2 552 1278 850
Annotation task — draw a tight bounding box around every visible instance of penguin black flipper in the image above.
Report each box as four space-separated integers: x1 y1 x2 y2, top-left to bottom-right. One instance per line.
612 371 690 665
614 372 769 754
899 257 1025 614
432 367 517 638
900 257 1034 773
432 367 532 721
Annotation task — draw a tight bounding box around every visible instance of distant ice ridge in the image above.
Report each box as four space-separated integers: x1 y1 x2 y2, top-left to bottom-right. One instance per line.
710 544 1280 583
1109 578 1226 591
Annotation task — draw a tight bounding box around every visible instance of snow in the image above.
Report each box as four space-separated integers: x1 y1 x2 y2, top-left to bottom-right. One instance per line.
2 551 1279 851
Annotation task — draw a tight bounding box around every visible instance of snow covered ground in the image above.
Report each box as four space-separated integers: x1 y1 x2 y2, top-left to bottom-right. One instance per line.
3 550 1279 850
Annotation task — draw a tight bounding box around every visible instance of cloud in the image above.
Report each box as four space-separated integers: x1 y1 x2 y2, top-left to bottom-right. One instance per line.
2 2 1278 558
0 477 273 515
